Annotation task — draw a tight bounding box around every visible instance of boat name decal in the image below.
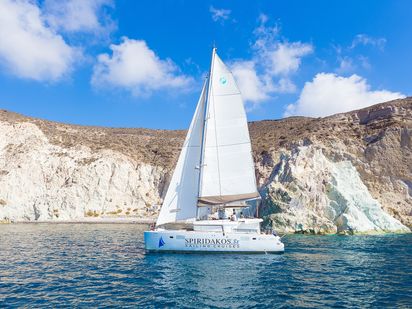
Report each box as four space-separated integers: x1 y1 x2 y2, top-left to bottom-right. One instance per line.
184 238 240 249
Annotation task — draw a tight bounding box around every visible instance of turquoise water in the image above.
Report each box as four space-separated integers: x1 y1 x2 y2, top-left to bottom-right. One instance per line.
0 224 411 308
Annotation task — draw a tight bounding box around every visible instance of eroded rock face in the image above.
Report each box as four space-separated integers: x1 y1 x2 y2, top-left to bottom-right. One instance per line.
0 97 411 234
259 146 409 234
253 97 412 234
0 121 166 222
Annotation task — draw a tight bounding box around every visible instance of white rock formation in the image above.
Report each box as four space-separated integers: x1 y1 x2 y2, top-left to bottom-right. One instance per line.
0 121 164 222
261 146 409 234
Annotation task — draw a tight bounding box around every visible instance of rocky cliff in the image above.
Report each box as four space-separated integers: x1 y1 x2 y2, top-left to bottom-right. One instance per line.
0 98 411 234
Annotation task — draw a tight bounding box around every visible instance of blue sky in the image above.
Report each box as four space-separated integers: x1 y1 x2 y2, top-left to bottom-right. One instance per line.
0 0 410 129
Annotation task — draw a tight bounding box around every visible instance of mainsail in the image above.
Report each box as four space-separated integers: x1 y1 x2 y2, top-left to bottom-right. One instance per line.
198 49 259 205
155 81 207 226
156 49 259 226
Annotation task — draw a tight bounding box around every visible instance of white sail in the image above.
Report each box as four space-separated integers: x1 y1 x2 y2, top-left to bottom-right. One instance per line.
198 50 259 205
156 81 207 226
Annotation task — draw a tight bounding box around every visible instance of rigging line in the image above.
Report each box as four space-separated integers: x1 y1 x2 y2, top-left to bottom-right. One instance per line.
210 58 222 198
196 80 208 207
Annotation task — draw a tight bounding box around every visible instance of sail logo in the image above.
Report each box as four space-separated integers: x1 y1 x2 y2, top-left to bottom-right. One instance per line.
158 237 165 248
219 76 228 85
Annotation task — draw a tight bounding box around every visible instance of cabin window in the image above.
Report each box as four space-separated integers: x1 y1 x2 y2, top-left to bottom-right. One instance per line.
252 237 256 240
169 236 174 239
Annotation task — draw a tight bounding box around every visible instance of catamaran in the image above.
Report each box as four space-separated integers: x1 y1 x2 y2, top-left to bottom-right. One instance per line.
144 48 284 253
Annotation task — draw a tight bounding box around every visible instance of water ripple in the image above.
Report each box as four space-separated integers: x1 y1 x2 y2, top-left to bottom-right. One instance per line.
0 224 411 308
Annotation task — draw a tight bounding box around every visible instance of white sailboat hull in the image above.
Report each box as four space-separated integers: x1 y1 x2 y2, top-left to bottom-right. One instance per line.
144 230 284 253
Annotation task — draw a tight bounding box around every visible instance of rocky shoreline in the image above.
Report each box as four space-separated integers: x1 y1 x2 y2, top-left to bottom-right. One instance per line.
0 98 411 234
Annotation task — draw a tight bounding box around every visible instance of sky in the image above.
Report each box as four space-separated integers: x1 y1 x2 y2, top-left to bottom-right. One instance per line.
0 0 411 129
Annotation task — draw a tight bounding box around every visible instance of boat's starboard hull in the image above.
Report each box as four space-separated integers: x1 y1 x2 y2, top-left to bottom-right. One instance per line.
144 230 284 253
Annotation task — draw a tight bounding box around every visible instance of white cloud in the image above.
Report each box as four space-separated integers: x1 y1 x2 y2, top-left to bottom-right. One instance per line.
273 77 296 93
252 18 313 76
230 16 313 108
259 41 313 76
230 60 269 103
358 55 371 70
284 73 405 117
350 34 386 51
43 0 114 34
0 0 78 81
334 34 386 74
209 6 231 22
336 55 371 74
336 56 356 74
92 37 192 96
230 59 297 105
257 13 269 25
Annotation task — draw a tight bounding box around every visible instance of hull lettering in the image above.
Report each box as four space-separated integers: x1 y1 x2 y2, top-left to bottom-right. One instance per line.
184 237 240 249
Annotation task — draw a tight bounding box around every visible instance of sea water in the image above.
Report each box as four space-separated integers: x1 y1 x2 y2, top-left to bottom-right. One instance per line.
0 224 411 308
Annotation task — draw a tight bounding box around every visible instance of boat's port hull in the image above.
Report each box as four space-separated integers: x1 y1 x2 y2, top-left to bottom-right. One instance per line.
144 230 284 253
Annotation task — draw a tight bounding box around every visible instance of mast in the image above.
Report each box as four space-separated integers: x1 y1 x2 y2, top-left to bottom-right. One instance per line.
196 48 216 219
